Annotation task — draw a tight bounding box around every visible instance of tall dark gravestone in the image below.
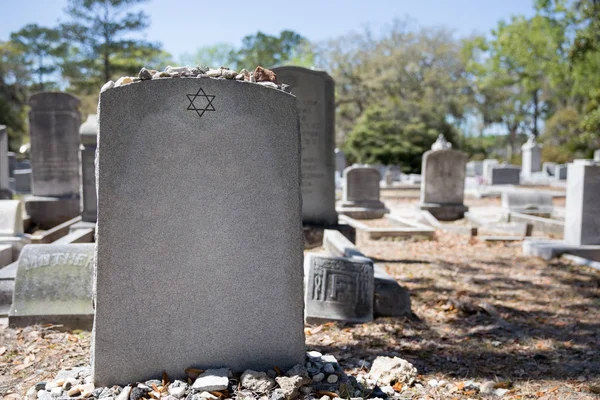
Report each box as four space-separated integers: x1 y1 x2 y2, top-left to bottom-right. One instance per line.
25 93 81 229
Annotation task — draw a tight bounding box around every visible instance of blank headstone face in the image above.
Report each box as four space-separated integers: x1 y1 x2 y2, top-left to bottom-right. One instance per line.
483 159 499 181
14 169 31 194
491 166 521 185
420 149 467 205
564 161 600 245
93 78 305 386
304 253 374 324
9 244 94 327
522 141 542 175
595 149 600 161
343 167 381 203
272 67 336 225
28 93 81 197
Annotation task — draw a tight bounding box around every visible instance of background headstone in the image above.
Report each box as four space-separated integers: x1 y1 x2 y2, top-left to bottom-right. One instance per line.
93 78 305 386
594 149 600 161
555 164 567 180
8 243 94 329
26 92 81 228
543 162 557 177
466 161 483 177
14 169 31 194
564 160 600 246
521 136 542 177
272 66 337 226
482 159 499 183
8 152 15 178
335 148 346 178
337 165 388 219
490 165 521 185
419 142 468 221
79 114 97 223
304 253 374 324
501 191 553 216
0 126 11 199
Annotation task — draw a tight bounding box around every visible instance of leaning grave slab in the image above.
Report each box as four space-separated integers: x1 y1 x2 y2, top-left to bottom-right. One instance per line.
93 74 305 386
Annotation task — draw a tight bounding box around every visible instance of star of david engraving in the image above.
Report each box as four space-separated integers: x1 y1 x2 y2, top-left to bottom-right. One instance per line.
186 88 216 118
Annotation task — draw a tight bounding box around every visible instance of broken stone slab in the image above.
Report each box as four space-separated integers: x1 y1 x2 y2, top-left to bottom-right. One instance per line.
322 230 411 317
304 253 374 324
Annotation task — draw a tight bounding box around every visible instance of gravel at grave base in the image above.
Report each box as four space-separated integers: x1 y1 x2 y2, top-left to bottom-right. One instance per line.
16 352 415 400
100 65 292 94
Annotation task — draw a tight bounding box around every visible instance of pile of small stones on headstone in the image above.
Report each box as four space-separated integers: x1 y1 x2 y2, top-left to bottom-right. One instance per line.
28 353 419 400
101 65 289 93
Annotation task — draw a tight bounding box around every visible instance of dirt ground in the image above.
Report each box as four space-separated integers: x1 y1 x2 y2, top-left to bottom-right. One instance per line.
1 197 598 399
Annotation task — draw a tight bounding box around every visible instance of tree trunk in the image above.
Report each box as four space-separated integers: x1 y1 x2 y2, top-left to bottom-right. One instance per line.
532 89 539 137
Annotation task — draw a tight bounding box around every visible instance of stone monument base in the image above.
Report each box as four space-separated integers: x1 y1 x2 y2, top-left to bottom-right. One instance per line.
25 196 80 230
336 201 389 220
419 203 468 221
523 239 600 261
69 220 97 233
303 223 355 249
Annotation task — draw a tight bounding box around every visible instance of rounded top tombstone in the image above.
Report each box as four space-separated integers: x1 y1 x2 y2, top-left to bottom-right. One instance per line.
28 92 80 111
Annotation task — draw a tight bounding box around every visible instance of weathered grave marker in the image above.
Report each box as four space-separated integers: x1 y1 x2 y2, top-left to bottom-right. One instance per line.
272 66 337 225
337 165 388 219
9 243 94 329
93 77 305 385
304 253 374 324
490 165 521 185
0 125 11 199
26 93 81 228
565 160 600 245
0 200 24 236
419 135 468 220
521 136 542 177
79 114 98 223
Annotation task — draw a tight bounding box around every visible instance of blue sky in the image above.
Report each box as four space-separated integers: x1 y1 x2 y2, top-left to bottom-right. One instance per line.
2 0 536 60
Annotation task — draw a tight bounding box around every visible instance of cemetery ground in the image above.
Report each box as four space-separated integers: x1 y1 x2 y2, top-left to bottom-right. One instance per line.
1 197 599 399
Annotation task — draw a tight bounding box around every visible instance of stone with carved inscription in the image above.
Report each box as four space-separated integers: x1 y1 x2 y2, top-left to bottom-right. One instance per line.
9 243 95 330
304 253 374 324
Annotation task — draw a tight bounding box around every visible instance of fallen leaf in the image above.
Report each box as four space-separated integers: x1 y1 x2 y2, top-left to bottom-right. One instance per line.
210 392 224 398
316 391 339 397
548 386 559 393
0 346 6 356
456 382 465 390
13 362 32 372
162 370 170 386
392 382 403 392
494 381 512 389
274 366 282 376
185 367 204 380
310 325 323 334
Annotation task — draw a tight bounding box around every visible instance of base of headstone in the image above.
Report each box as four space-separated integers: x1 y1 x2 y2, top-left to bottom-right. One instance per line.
69 221 96 234
523 239 600 261
336 201 389 220
25 196 80 229
419 203 468 221
303 223 355 249
374 265 412 317
9 314 93 331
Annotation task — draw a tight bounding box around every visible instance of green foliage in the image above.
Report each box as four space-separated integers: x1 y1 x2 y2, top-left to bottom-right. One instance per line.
179 43 238 69
236 30 310 68
0 41 30 149
10 24 68 91
61 0 166 93
343 104 458 172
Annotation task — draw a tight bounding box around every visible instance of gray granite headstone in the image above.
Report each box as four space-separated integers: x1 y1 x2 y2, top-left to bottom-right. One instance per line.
0 200 24 236
272 66 337 226
521 136 542 177
0 126 11 199
14 169 31 194
304 253 374 324
337 165 388 219
543 162 557 177
8 243 94 329
79 114 97 223
26 92 81 228
490 165 521 185
8 152 15 178
388 165 402 181
594 149 600 162
564 160 600 246
555 164 567 180
93 78 305 386
335 148 346 177
419 140 468 221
